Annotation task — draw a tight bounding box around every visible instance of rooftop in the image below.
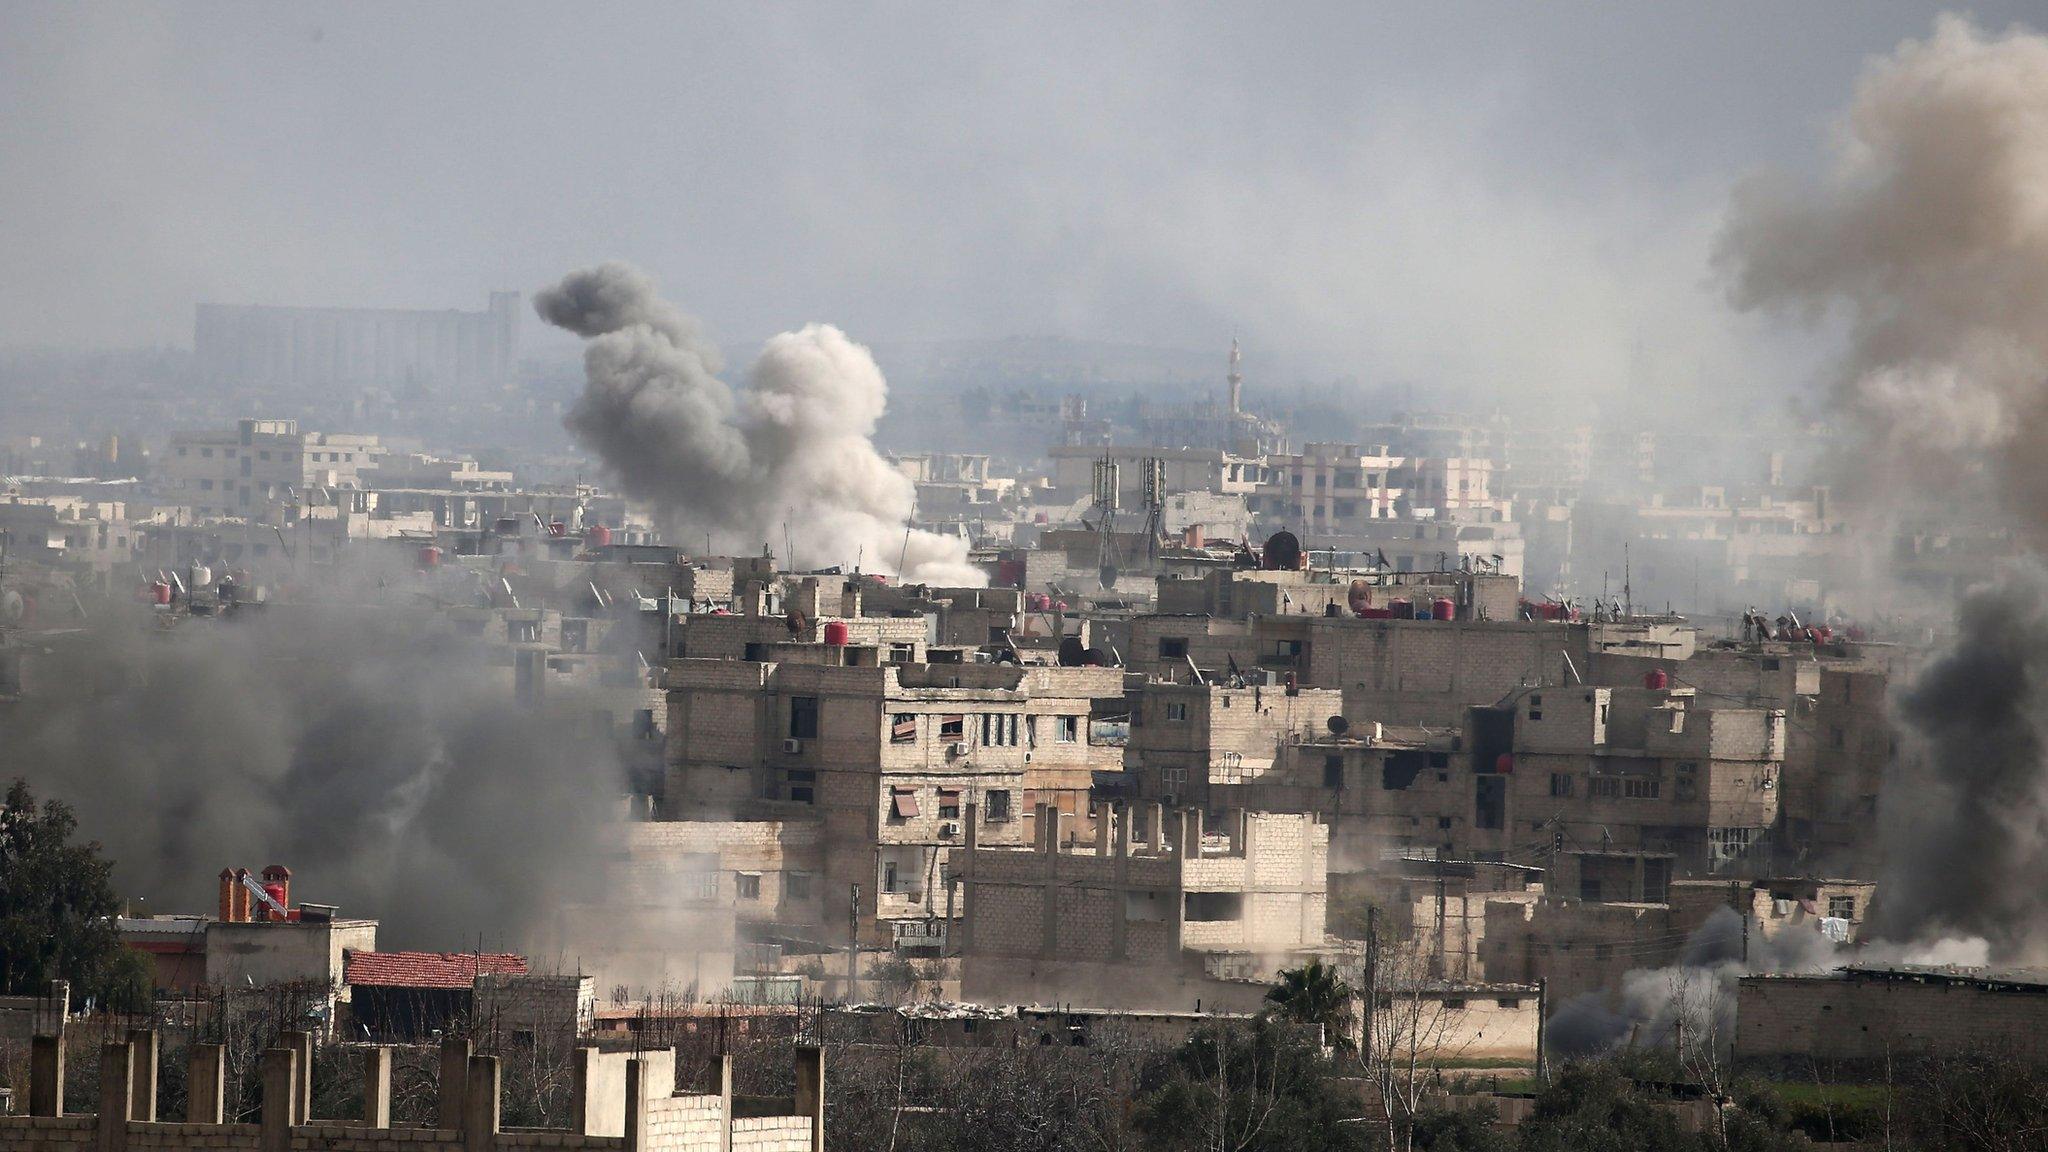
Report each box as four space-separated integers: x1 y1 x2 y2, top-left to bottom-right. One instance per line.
344 950 528 990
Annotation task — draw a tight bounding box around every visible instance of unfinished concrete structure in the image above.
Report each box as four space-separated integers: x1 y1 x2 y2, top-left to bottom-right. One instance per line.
956 803 1328 1010
2 1029 822 1152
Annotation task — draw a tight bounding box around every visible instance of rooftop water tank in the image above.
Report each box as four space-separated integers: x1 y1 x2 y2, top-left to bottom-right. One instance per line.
1644 668 1669 690
823 620 851 646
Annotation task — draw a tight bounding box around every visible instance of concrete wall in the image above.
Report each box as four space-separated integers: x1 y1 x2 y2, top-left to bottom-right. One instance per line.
1735 971 2048 1067
2 1033 819 1152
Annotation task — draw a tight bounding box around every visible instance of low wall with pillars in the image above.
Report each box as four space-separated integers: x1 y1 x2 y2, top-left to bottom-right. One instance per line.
0 1030 823 1152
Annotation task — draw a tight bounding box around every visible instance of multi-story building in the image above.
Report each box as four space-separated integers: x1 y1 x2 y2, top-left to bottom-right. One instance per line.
956 803 1329 1010
194 292 520 396
1121 681 1343 812
663 658 1125 949
160 419 382 522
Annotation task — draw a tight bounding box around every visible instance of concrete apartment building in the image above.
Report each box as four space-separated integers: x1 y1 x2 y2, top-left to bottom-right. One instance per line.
956 803 1329 1011
663 658 1124 949
1121 681 1344 811
1126 610 1695 728
194 292 520 395
161 419 382 522
1247 442 1510 531
1172 681 1783 879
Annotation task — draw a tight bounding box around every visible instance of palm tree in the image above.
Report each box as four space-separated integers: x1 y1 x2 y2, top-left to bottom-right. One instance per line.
1264 959 1357 1055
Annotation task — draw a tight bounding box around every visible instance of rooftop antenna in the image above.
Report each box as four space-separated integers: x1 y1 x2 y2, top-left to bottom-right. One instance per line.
1623 542 1632 620
1226 335 1244 417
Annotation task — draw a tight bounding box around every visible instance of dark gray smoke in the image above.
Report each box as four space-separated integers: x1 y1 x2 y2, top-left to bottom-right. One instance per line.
2 590 623 952
1719 16 2048 958
1871 568 2048 953
1546 908 1850 1059
536 262 983 585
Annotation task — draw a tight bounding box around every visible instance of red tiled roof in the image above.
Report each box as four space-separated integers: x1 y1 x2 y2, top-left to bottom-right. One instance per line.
344 950 529 990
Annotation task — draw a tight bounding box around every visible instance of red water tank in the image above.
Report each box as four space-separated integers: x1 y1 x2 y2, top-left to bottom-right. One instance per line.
151 581 173 605
586 524 613 547
1432 598 1456 621
548 521 567 537
823 620 850 646
261 882 287 918
1644 668 1670 690
1495 753 1515 774
418 545 443 569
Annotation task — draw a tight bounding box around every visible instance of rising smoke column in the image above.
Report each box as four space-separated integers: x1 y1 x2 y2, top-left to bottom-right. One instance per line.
1718 16 2048 957
537 262 984 585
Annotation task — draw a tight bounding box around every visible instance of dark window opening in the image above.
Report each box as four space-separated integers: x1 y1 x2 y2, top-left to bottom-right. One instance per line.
789 696 820 740
1183 892 1245 921
1475 776 1507 831
1324 755 1345 789
1158 637 1189 660
1382 750 1428 790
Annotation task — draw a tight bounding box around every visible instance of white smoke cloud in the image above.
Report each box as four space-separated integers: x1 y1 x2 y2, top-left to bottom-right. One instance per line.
538 262 983 586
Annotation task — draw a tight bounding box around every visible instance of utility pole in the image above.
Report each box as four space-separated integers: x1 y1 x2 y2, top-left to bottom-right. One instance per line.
1432 855 1447 980
847 883 861 1004
1363 904 1379 1067
1536 979 1548 1084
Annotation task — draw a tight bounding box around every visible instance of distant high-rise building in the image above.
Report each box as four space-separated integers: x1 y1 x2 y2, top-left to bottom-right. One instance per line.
194 292 520 396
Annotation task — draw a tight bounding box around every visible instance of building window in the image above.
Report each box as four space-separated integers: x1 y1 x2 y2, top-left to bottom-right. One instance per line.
892 713 918 744
890 787 919 820
882 861 899 893
985 789 1012 821
1159 766 1188 798
980 713 1020 746
1324 755 1344 789
1590 777 1620 799
940 714 965 741
734 873 761 900
1183 893 1244 921
1623 778 1660 799
177 446 188 457
789 696 820 740
1158 637 1189 660
259 451 271 461
1437 816 1452 830
938 790 961 821
1829 895 1857 919
1165 702 1189 723
684 873 719 900
201 448 213 458
787 872 813 900
1056 716 1079 743
1549 773 1574 798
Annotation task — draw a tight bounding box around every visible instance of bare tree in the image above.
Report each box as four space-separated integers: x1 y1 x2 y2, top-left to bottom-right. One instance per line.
1361 932 1482 1152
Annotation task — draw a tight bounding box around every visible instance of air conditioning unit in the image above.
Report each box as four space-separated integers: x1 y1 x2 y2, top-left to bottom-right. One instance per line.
948 741 970 757
939 822 960 839
782 738 804 754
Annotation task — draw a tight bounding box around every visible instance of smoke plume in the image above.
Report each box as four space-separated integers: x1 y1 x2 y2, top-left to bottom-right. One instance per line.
537 262 983 585
2 588 623 954
1718 16 2048 957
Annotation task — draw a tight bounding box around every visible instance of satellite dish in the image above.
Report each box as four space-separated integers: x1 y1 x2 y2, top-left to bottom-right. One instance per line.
1327 715 1350 736
1098 564 1119 589
1057 636 1087 667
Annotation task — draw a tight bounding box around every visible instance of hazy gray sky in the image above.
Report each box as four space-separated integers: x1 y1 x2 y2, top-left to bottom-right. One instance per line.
1 2 2031 398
